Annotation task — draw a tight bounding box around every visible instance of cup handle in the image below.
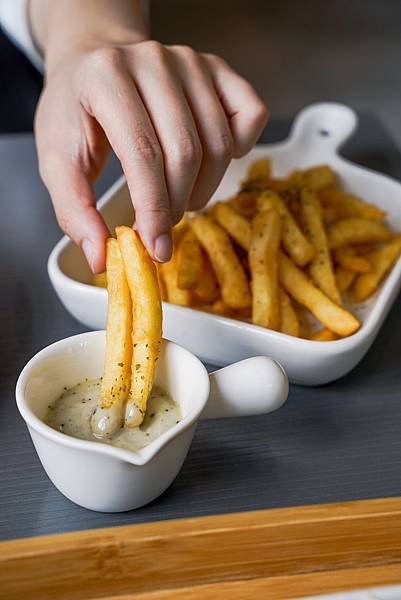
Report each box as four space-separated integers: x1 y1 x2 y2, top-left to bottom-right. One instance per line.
288 102 358 158
201 357 289 420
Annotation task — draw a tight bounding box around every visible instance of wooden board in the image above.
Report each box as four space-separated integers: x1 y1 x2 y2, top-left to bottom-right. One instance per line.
1 497 401 599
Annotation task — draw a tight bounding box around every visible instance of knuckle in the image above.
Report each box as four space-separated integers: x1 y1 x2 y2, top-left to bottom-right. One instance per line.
172 44 198 62
55 210 74 235
130 134 162 163
139 40 166 60
84 47 123 72
168 134 202 169
251 99 269 127
209 132 233 163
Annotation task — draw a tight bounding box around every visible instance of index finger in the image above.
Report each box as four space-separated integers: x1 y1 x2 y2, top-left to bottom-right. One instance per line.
82 51 172 261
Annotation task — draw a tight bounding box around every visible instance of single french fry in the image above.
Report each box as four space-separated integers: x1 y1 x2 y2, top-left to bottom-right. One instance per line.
155 263 167 301
196 299 234 318
116 227 162 427
193 253 220 304
279 287 300 337
335 267 356 294
176 228 203 290
228 192 257 219
211 202 251 250
247 158 271 180
278 252 360 336
189 214 251 309
319 188 385 220
289 165 336 190
328 218 391 249
333 246 371 273
160 252 192 307
300 189 341 305
352 235 401 302
258 191 314 267
99 239 132 412
93 272 107 288
311 328 337 341
322 205 340 225
249 207 281 329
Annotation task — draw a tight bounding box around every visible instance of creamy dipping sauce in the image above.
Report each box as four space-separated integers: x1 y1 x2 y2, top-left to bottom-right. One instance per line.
45 379 181 452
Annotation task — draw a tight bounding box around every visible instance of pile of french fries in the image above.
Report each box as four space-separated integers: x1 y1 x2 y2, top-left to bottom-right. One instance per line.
95 159 401 342
92 226 162 437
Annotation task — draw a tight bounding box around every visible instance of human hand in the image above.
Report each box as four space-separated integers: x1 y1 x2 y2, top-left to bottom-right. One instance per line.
35 41 268 272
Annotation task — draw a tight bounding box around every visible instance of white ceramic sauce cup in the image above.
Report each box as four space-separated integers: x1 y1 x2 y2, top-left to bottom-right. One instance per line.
16 331 288 512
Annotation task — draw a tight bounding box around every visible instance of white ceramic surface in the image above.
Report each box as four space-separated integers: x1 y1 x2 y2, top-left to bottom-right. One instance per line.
47 103 401 385
16 331 288 512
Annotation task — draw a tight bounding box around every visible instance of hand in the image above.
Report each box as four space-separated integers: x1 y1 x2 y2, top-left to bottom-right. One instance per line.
35 41 268 272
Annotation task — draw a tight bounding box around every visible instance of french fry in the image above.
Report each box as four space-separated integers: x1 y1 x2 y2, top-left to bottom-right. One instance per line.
228 192 257 219
319 188 385 220
258 190 314 267
193 253 220 303
211 202 251 250
100 239 132 411
189 214 251 310
322 205 340 225
328 218 391 248
116 227 162 427
300 189 341 305
249 207 281 329
352 235 401 302
333 246 371 273
335 267 356 294
278 252 360 336
155 263 167 301
176 229 203 290
196 300 234 318
279 287 300 337
289 165 336 190
247 158 271 180
311 328 337 341
93 272 107 288
160 251 192 306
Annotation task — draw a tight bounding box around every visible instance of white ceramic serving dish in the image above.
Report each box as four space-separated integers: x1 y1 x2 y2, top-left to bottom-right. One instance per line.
16 331 288 512
48 103 401 385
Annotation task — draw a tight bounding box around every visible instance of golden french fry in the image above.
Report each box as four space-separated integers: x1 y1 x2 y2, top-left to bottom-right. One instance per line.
258 191 314 267
289 165 336 190
322 205 340 225
247 158 271 180
328 218 391 249
155 263 167 301
319 188 385 220
196 299 234 318
193 253 220 304
333 246 371 273
278 252 360 336
311 328 337 341
211 202 251 250
228 192 257 219
249 207 281 329
176 228 203 290
91 240 133 438
160 251 191 307
93 272 107 288
352 235 401 302
190 214 251 309
300 189 341 305
335 267 356 294
100 239 132 411
279 287 300 337
116 227 162 427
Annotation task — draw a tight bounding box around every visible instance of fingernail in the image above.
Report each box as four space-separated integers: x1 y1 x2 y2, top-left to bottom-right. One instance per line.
154 233 172 262
82 238 96 272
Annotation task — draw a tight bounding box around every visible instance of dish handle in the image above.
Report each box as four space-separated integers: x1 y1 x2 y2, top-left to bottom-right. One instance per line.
288 102 358 158
201 357 289 420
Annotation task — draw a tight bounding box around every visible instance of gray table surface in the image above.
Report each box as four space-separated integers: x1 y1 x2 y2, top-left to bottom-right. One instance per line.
1 115 401 542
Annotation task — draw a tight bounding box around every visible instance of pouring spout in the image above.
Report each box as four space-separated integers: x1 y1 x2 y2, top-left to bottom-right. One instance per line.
201 356 288 420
